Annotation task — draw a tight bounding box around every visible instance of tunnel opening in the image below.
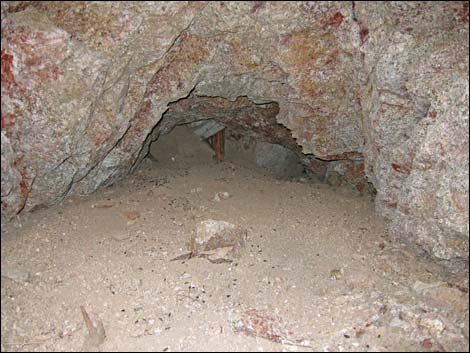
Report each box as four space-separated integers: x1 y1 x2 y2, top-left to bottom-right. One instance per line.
142 94 375 189
143 94 309 181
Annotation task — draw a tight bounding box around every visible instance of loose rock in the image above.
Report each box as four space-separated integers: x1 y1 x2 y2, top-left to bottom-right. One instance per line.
172 219 247 263
1 266 30 283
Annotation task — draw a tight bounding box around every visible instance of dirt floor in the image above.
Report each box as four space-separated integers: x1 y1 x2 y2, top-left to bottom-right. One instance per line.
1 127 469 352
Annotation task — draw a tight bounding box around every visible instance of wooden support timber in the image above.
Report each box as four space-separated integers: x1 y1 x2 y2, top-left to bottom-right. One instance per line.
209 129 225 162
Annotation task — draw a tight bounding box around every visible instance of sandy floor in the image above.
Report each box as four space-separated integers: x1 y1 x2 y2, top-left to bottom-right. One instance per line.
1 129 469 352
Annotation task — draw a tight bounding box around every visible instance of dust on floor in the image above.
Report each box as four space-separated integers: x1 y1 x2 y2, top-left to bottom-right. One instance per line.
1 135 469 352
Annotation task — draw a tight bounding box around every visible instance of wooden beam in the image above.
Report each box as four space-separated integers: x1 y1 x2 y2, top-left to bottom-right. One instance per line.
210 129 225 162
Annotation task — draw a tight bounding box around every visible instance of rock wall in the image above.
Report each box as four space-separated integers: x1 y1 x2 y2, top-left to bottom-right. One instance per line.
356 2 469 259
1 2 468 261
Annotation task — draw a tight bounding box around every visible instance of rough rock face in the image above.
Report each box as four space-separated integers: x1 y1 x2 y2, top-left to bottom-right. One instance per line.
357 2 469 259
1 2 468 261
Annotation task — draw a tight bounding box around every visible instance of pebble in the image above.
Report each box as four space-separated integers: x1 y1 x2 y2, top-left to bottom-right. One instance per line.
1 266 30 283
213 192 230 202
420 318 445 334
422 338 433 349
112 230 130 241
329 268 343 280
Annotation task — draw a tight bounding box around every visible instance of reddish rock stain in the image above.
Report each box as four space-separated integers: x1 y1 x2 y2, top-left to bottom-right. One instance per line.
280 34 292 45
19 178 28 197
4 1 37 13
391 163 411 175
251 1 265 14
421 338 433 349
325 12 344 28
387 201 398 208
359 26 369 45
3 27 65 85
1 49 15 86
1 112 16 129
455 2 469 24
325 49 339 65
450 193 465 212
324 151 363 160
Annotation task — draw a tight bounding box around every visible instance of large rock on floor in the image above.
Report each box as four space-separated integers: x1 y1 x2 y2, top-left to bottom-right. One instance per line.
192 219 247 256
172 219 247 264
255 142 304 179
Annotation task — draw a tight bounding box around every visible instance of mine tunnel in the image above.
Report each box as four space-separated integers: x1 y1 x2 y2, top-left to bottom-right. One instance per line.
147 96 311 180
1 1 469 352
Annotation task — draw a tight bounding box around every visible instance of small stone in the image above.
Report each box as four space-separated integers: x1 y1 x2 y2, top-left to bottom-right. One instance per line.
112 230 129 241
1 266 30 282
91 202 115 209
121 211 140 221
213 192 230 202
389 317 407 330
134 304 144 312
421 338 433 349
419 318 445 335
328 268 343 280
